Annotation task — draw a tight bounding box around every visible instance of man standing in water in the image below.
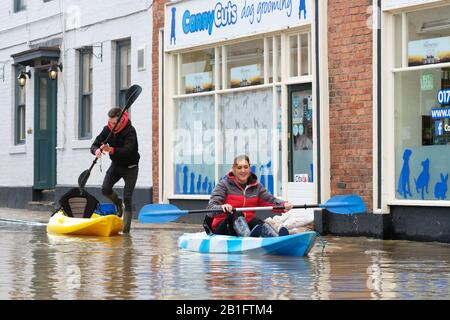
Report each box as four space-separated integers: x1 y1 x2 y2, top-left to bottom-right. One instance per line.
91 107 140 233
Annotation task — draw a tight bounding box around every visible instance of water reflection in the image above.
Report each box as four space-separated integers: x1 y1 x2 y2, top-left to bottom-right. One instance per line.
1 221 450 300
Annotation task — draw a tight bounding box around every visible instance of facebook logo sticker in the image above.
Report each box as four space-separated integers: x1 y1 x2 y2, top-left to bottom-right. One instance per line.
435 120 443 136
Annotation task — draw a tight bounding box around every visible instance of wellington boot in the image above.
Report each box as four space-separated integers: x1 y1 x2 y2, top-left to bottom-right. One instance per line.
249 225 262 237
122 210 132 234
108 192 124 217
260 223 279 237
233 216 251 237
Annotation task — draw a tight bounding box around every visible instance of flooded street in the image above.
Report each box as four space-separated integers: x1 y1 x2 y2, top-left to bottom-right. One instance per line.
1 219 450 300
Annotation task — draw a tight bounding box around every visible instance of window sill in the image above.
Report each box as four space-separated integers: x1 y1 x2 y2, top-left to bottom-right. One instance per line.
72 139 92 150
9 144 26 155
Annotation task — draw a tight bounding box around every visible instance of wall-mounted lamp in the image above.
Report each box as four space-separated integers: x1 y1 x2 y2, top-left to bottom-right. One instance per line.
17 70 31 87
48 62 63 80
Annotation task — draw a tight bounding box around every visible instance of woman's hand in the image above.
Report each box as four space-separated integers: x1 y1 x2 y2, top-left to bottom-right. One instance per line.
283 202 293 212
221 204 233 213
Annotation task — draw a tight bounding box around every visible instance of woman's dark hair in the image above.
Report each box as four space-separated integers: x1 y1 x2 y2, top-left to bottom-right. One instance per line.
233 155 250 166
108 107 122 118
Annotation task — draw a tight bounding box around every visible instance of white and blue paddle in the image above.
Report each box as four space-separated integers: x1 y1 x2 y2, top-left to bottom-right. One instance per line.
138 194 366 224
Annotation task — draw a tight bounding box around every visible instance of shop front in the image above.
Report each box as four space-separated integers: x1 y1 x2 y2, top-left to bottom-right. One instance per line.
161 0 327 217
382 0 450 241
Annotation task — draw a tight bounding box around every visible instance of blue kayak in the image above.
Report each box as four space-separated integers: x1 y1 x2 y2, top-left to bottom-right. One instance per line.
178 231 317 257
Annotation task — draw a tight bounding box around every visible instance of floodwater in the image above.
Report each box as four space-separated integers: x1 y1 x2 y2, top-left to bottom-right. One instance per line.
1 219 450 300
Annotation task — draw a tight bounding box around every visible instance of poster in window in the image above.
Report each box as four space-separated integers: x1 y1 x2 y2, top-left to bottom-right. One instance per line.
185 71 213 94
408 36 450 67
230 64 262 88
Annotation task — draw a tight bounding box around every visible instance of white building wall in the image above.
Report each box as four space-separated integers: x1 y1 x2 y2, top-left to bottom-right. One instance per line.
0 0 153 189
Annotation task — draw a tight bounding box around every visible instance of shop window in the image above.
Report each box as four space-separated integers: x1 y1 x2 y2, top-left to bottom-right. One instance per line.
394 6 450 201
289 33 311 78
180 49 215 94
403 7 450 67
218 88 275 194
226 39 264 89
173 95 215 195
395 68 450 200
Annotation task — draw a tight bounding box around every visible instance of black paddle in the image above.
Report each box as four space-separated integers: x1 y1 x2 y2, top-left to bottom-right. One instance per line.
78 84 142 189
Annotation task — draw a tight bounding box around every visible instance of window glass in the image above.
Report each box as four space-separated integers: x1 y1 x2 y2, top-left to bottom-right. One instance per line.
173 95 215 195
226 39 264 89
406 7 450 67
300 33 310 76
39 78 47 131
289 35 298 77
80 50 92 138
181 49 215 94
218 88 274 194
82 53 93 94
18 105 25 141
15 66 26 144
14 0 26 12
395 68 450 200
120 45 131 90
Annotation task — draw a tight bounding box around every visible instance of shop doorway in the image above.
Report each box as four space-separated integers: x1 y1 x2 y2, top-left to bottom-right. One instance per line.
287 83 315 211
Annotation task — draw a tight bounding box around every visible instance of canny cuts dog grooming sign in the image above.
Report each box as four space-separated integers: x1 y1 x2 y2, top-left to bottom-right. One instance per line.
165 0 312 51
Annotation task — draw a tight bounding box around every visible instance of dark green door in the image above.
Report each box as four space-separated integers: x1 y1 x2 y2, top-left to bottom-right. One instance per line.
34 72 57 190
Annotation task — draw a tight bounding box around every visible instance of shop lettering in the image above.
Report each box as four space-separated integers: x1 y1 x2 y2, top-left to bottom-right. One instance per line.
241 0 293 24
437 89 450 105
445 124 450 132
182 2 237 36
182 10 215 35
256 0 293 23
214 1 238 27
431 107 450 119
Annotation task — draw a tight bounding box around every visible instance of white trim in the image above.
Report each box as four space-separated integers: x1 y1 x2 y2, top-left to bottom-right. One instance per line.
381 12 396 213
401 12 408 68
316 0 330 203
393 62 450 73
159 28 164 202
372 0 379 212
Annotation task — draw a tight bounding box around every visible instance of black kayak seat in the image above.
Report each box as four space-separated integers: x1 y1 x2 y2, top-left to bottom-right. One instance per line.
57 188 99 218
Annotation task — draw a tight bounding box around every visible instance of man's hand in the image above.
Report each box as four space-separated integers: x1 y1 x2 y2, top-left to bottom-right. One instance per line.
101 143 112 153
95 148 103 159
221 204 233 213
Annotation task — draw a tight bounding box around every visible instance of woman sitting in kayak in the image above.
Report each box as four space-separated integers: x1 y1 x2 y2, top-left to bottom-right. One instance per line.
205 155 293 237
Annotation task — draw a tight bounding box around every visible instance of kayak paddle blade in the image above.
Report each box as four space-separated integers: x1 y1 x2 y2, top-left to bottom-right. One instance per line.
138 204 188 223
124 84 142 110
78 169 91 189
320 194 366 214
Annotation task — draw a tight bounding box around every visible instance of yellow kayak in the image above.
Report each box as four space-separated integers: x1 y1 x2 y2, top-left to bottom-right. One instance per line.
47 211 124 237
